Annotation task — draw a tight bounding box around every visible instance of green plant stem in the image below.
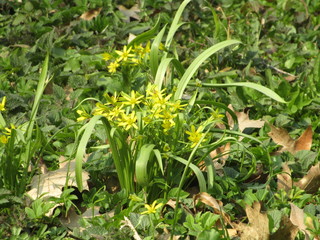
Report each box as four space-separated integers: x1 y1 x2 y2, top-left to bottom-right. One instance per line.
170 128 210 239
19 53 50 195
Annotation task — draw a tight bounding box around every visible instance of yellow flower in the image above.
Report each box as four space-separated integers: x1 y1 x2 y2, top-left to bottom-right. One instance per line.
149 107 162 119
0 96 6 111
115 45 135 62
142 115 152 124
103 92 119 105
117 112 138 131
0 135 8 144
210 109 224 121
146 84 165 100
108 105 124 120
107 61 120 73
4 124 15 136
162 119 175 133
153 93 172 109
161 110 176 120
169 100 187 112
185 125 205 148
121 90 144 109
102 53 112 61
129 194 143 202
141 200 163 215
130 57 141 65
76 109 91 122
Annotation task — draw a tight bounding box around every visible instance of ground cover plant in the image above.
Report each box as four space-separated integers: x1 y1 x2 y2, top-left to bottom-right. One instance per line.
0 0 319 239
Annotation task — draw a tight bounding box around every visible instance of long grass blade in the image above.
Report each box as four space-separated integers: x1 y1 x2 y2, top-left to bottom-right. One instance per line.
154 57 174 88
189 82 287 103
128 16 161 48
135 144 155 186
170 155 206 192
165 0 191 48
75 115 102 192
174 40 241 100
150 25 167 78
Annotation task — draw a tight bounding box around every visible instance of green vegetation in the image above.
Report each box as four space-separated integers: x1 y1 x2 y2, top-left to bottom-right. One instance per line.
0 0 319 239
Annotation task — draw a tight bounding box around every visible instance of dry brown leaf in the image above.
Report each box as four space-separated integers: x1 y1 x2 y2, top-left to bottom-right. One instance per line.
193 192 231 225
270 215 299 240
27 157 89 200
294 126 313 152
60 206 104 230
210 142 231 170
227 105 265 132
284 75 297 82
166 199 193 215
80 8 102 21
234 202 269 240
268 125 312 154
294 162 320 194
277 163 292 193
117 4 140 22
290 203 311 239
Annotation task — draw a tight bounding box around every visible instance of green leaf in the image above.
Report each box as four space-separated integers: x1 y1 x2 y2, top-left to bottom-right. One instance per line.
75 115 102 192
190 81 287 103
174 40 241 100
170 155 207 192
165 0 191 48
150 25 167 78
135 144 155 186
154 57 174 88
128 16 161 48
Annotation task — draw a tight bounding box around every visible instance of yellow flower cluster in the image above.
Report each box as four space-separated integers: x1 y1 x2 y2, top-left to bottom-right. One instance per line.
103 42 151 74
78 84 187 133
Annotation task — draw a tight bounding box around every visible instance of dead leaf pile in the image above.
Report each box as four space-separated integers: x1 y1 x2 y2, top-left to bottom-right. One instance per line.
233 202 270 240
233 202 314 240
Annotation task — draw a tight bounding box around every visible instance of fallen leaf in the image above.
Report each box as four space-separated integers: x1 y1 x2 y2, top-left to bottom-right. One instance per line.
294 162 320 194
127 33 136 43
60 206 103 230
117 4 140 22
210 142 231 170
284 75 297 82
27 157 89 200
268 125 312 154
193 192 231 225
270 215 299 240
294 126 313 152
277 163 292 193
234 202 269 240
227 105 265 132
80 8 102 21
290 203 311 239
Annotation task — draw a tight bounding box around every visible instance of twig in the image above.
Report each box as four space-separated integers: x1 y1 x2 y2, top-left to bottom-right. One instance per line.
120 216 142 240
267 65 297 77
